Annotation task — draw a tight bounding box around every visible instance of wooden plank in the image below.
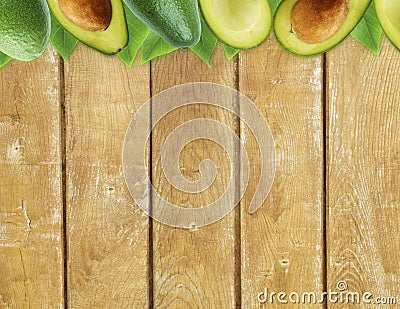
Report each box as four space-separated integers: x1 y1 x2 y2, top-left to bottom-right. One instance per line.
0 49 64 308
65 46 150 308
239 37 325 307
151 47 238 307
327 38 400 307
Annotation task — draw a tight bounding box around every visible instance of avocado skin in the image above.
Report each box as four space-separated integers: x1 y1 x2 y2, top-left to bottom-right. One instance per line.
47 0 128 55
0 0 50 61
123 0 201 48
274 0 371 56
374 0 400 51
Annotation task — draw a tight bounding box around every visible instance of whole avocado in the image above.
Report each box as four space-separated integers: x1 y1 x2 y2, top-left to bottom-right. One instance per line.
123 0 201 48
0 0 50 61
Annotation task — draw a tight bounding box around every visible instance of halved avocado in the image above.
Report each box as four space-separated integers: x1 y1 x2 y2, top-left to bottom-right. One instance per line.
199 0 272 49
375 0 400 50
274 0 371 55
47 0 127 54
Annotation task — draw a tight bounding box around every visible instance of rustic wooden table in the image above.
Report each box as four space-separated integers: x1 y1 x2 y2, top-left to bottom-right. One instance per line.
0 36 399 308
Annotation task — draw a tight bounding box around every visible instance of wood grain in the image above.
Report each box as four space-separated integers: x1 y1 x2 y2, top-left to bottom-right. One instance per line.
327 38 400 308
65 46 150 308
0 49 63 308
239 37 325 308
151 46 238 308
2 33 400 309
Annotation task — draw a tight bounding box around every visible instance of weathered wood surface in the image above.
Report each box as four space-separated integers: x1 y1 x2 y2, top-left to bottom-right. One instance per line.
240 36 325 308
65 46 150 308
0 37 399 309
0 49 64 308
327 39 400 308
151 46 238 308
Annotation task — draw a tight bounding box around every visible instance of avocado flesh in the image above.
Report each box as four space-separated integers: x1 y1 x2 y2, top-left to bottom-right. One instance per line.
275 0 371 55
47 0 128 55
199 0 272 49
123 0 201 48
375 0 400 50
0 0 50 61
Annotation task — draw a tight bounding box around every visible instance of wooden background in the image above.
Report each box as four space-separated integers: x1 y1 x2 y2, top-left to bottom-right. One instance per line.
0 35 399 308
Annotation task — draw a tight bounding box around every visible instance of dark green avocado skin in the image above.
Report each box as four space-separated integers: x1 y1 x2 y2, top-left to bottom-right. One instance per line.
123 0 201 48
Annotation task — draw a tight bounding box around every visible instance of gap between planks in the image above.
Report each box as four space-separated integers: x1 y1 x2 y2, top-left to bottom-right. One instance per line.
58 57 68 309
58 51 330 309
322 52 328 309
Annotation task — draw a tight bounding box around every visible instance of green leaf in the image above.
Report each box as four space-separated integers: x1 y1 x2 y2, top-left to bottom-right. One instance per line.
0 51 12 68
190 19 218 66
223 44 240 60
50 15 78 61
351 2 382 55
118 4 150 67
269 0 282 15
141 31 178 64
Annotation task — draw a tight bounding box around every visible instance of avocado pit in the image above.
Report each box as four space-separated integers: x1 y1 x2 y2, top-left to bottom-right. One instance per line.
290 0 348 44
58 0 112 31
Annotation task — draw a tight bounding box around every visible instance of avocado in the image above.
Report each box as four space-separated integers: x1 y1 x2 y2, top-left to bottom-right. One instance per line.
0 0 50 61
274 0 371 55
375 0 400 50
123 0 201 48
199 0 272 49
47 0 128 55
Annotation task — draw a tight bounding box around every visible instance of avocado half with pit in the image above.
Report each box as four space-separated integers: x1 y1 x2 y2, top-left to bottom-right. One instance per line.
275 0 371 55
47 0 128 55
199 0 272 49
375 0 400 50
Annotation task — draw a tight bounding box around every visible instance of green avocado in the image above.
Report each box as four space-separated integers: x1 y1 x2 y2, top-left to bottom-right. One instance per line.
47 0 128 55
0 0 50 61
199 0 272 49
274 0 371 55
375 0 400 51
123 0 201 48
